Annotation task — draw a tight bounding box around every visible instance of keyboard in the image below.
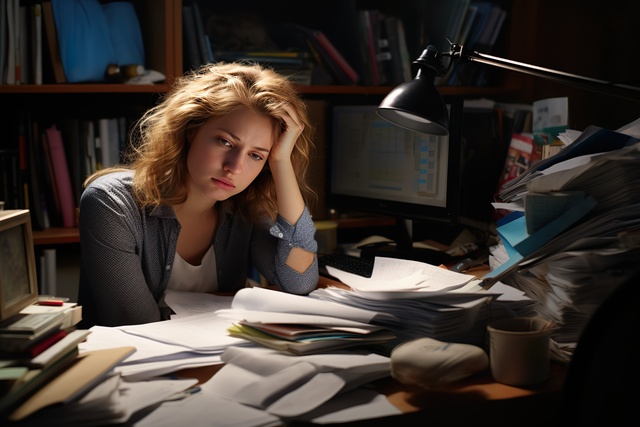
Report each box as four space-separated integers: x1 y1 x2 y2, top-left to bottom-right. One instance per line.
318 253 374 278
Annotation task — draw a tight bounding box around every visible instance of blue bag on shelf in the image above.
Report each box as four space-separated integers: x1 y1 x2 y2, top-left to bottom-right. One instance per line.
52 0 145 83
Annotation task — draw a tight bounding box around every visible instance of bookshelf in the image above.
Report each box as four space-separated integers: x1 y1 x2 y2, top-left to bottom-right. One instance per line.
1 0 637 247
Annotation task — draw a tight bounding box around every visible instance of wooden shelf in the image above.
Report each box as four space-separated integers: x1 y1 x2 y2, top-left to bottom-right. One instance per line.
0 83 171 94
33 227 80 245
0 83 519 97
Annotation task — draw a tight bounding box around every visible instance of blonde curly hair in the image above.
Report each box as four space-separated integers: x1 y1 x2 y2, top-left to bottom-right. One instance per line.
87 62 316 223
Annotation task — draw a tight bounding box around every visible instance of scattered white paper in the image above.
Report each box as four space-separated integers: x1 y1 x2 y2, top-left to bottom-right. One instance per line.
327 256 477 292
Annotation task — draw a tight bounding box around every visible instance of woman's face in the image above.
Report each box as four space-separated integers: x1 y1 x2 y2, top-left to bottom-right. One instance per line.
186 107 274 203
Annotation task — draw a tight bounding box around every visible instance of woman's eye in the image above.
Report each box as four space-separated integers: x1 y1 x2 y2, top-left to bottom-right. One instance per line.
218 138 231 147
250 153 264 161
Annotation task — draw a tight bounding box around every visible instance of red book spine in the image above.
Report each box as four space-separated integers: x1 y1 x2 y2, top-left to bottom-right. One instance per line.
45 124 75 228
26 329 68 357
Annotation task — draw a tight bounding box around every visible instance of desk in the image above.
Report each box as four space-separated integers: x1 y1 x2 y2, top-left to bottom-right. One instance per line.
173 276 567 426
175 362 566 426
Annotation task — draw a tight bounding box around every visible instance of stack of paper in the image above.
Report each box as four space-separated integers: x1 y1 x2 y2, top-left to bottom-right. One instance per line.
205 345 391 418
488 118 640 361
226 312 395 355
217 287 398 354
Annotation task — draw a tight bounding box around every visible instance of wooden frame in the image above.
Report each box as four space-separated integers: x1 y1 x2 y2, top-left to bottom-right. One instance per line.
0 210 39 321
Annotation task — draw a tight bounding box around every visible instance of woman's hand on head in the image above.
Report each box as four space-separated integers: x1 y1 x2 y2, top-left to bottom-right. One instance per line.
269 104 304 166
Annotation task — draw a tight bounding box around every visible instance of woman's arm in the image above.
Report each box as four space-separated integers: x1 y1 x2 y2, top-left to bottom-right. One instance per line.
268 104 316 273
78 184 164 326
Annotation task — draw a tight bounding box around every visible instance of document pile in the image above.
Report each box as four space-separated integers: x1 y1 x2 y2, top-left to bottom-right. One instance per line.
217 287 397 354
314 257 537 348
488 118 640 361
12 292 247 425
205 346 392 418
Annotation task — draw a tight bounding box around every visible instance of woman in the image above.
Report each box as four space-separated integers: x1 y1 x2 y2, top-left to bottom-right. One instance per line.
77 62 319 327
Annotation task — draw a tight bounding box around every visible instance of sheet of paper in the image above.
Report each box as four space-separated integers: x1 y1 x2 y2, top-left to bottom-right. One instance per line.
327 256 477 292
117 311 247 352
231 287 396 324
164 289 234 318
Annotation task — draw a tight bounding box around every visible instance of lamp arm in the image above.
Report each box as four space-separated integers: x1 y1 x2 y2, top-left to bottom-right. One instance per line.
440 43 640 101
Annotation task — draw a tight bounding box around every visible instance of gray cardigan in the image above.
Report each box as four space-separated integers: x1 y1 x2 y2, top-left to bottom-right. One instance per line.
77 171 318 327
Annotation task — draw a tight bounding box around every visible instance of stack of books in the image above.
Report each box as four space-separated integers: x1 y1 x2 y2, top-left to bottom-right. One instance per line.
211 50 315 85
0 303 84 418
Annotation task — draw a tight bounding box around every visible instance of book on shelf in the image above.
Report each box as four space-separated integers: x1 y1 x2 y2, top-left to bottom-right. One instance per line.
0 0 7 83
181 4 201 69
39 125 62 227
25 118 49 230
44 124 76 228
31 3 43 84
191 0 213 65
382 15 411 86
274 23 358 85
357 9 379 86
18 3 30 84
41 0 66 83
5 0 16 84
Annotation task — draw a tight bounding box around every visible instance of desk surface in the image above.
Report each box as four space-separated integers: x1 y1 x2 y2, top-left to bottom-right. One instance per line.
178 273 567 423
176 362 566 425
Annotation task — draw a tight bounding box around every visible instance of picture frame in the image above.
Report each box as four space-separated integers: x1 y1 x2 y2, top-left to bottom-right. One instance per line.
0 210 39 321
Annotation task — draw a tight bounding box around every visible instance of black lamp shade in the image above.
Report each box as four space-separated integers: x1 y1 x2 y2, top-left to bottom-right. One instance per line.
377 69 450 136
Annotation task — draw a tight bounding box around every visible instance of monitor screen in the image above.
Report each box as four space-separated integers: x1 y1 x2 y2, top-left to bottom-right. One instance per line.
327 95 463 230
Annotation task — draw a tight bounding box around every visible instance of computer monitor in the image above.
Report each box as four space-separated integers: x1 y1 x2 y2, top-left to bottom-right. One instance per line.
327 95 463 260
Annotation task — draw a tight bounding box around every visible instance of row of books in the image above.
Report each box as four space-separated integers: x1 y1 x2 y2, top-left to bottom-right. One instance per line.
183 0 508 88
441 1 508 87
0 0 66 85
0 114 132 230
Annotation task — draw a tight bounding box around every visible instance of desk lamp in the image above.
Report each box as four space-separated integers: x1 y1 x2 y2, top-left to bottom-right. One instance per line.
377 42 640 135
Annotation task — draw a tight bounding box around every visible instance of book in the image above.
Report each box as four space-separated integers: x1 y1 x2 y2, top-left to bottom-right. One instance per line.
0 312 64 335
497 133 539 190
40 128 62 226
358 10 378 86
278 24 358 85
44 124 76 228
11 329 68 358
31 3 42 84
383 16 406 85
7 346 136 421
191 0 213 64
5 0 15 84
97 118 120 169
0 0 7 83
28 329 91 368
18 3 28 83
41 0 66 83
181 5 201 70
0 345 78 416
26 118 48 230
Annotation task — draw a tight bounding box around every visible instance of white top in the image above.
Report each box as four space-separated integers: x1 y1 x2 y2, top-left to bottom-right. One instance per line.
167 245 218 292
